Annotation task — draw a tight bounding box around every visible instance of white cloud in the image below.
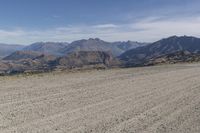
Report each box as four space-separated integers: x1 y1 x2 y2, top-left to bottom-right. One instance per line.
129 16 200 41
1 16 200 44
92 24 119 28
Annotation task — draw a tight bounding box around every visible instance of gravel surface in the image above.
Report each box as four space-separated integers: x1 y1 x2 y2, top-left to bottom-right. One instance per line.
0 64 200 133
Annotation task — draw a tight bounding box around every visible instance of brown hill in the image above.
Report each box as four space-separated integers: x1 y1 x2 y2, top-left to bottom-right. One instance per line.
1 51 57 74
51 51 120 69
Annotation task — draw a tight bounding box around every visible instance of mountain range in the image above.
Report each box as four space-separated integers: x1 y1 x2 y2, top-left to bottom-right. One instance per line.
0 38 147 59
1 35 200 74
60 38 147 56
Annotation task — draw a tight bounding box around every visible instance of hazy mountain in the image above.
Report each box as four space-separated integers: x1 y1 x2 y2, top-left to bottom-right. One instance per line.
119 36 200 66
61 38 146 56
0 43 24 58
4 39 146 57
60 38 120 56
23 42 69 56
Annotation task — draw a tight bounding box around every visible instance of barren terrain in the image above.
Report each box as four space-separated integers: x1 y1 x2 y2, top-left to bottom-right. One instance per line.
1 64 200 133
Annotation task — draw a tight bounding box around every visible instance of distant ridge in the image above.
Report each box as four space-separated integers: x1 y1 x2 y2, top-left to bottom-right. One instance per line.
0 43 24 58
119 36 200 66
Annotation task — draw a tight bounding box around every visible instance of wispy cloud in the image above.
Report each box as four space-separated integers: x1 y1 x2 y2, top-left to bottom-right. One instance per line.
52 15 61 18
1 15 200 44
92 24 119 29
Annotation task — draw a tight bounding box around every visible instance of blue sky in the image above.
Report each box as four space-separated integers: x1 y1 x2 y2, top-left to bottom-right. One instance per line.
0 0 200 44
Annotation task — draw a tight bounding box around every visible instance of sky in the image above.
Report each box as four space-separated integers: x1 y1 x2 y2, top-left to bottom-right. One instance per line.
0 0 200 44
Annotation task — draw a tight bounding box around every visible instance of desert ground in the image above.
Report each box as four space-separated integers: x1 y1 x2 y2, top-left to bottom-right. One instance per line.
0 64 200 133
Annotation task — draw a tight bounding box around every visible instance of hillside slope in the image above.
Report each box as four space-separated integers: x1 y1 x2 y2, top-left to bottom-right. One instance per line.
1 51 119 74
145 51 200 66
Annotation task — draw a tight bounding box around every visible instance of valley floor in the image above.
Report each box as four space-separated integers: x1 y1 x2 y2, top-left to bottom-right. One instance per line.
0 63 200 133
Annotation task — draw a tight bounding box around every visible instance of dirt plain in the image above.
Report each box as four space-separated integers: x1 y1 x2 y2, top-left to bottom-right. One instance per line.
0 63 200 133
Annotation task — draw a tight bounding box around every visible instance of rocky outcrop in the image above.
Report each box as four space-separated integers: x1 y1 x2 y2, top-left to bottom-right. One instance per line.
145 51 200 66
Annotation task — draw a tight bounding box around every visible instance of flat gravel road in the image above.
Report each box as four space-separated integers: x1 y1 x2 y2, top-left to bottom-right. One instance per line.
0 64 200 133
